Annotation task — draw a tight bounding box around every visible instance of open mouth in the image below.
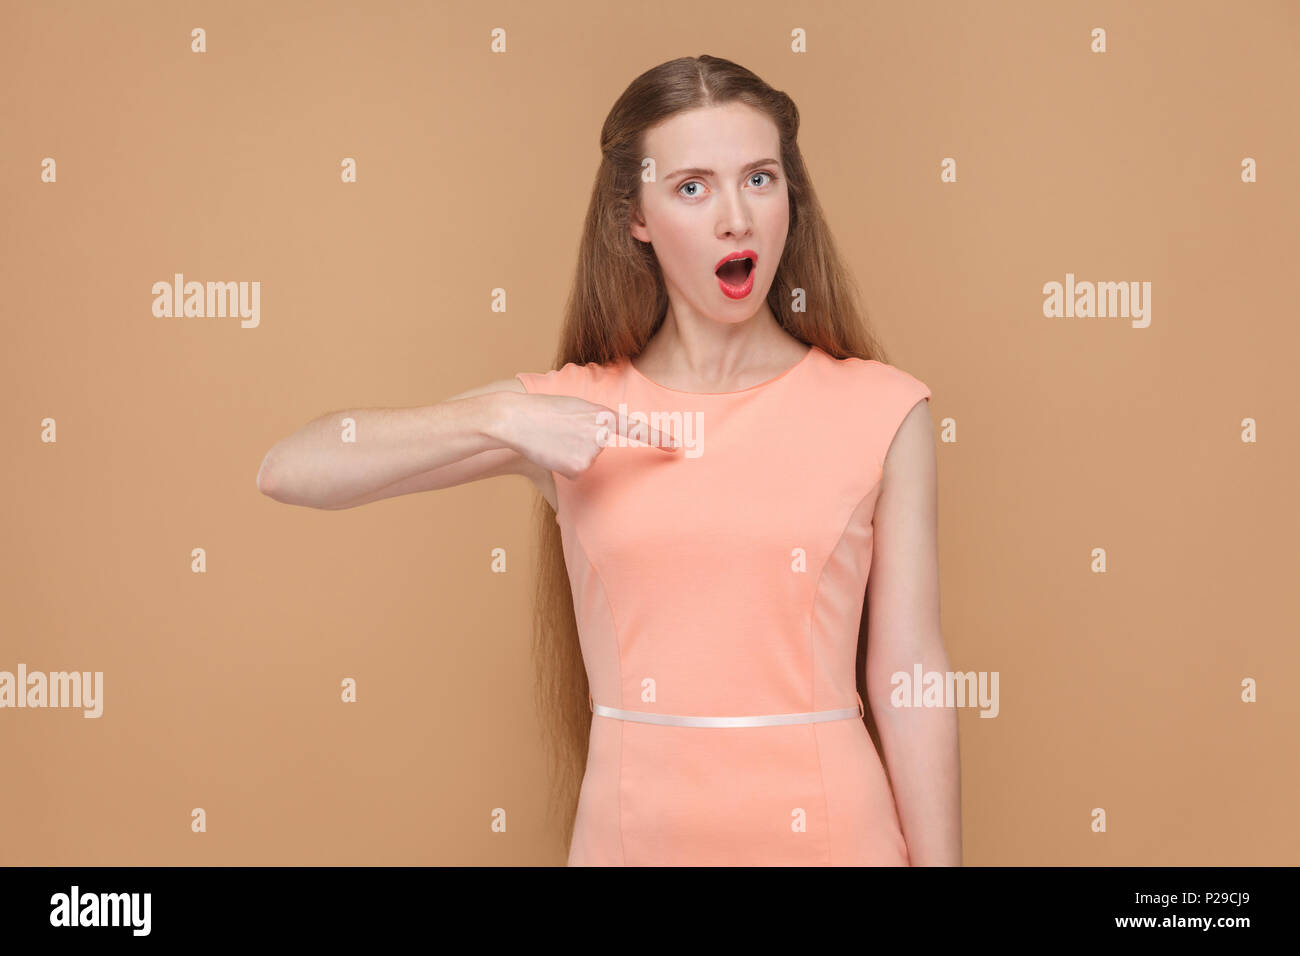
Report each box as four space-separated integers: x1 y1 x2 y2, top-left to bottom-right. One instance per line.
715 257 754 285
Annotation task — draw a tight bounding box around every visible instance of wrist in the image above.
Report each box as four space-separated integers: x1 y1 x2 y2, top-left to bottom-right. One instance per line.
476 390 523 448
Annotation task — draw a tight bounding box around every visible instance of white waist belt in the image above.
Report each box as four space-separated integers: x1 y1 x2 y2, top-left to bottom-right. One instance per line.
588 691 864 727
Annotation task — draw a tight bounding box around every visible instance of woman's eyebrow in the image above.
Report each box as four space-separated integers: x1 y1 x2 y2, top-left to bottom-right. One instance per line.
664 157 781 179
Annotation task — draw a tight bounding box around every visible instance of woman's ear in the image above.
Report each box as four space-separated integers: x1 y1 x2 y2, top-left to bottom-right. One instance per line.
628 203 650 243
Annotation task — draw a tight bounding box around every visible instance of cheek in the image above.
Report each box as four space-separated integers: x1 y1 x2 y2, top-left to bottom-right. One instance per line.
648 215 704 274
761 193 790 231
763 205 791 256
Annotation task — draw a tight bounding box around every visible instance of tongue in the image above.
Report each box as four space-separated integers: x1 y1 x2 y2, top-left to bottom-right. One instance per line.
717 260 749 284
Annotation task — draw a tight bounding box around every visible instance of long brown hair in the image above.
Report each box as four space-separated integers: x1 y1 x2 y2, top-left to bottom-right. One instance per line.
529 54 897 854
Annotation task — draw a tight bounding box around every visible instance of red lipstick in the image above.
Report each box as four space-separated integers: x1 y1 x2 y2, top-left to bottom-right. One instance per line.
714 249 757 300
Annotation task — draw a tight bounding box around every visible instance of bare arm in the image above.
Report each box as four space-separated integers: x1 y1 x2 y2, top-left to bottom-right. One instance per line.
256 378 544 511
864 400 962 865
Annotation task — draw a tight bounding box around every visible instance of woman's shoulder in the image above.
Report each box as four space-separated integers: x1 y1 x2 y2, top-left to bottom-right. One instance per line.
817 352 932 469
514 355 623 398
820 350 931 404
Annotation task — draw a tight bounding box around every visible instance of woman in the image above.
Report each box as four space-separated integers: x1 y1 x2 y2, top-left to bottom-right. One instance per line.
258 55 960 866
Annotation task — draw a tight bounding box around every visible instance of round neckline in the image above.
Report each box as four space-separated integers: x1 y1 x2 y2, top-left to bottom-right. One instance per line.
624 344 818 395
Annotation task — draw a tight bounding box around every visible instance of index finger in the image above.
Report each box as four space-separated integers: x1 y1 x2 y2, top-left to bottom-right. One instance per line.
598 405 680 452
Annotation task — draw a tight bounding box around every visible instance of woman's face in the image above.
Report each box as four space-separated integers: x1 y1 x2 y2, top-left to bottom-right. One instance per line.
630 103 789 324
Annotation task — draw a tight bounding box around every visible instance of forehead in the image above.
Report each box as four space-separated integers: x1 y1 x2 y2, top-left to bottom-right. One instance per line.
643 103 780 168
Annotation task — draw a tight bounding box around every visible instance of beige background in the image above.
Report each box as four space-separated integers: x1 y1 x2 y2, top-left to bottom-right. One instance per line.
1 0 1296 865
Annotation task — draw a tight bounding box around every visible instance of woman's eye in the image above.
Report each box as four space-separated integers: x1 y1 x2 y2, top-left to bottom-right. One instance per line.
751 171 774 187
679 181 702 198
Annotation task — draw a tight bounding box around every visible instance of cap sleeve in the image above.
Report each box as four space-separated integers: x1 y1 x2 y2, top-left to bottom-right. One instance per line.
867 361 932 468
514 361 597 400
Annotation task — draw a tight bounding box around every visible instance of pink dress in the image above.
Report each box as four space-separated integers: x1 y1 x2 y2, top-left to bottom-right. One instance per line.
515 343 931 865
